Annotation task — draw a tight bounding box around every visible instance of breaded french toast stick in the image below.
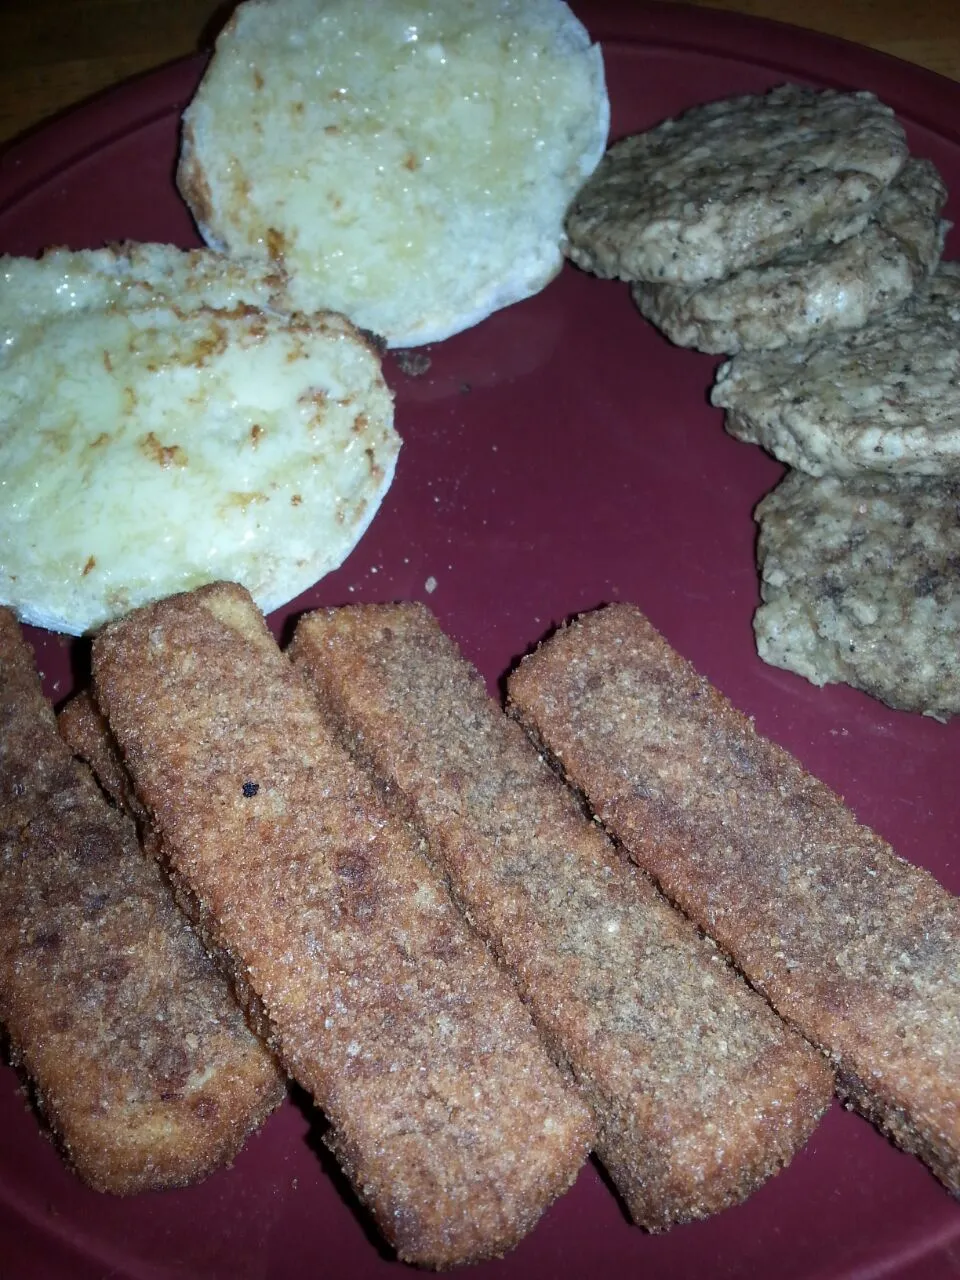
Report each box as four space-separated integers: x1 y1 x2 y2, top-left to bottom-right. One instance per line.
0 609 284 1194
92 583 592 1268
290 602 833 1230
58 689 147 822
508 603 960 1196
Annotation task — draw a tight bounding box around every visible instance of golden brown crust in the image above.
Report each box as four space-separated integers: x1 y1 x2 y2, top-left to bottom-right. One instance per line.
0 609 284 1195
92 583 592 1267
57 690 147 822
176 119 218 242
508 602 960 1197
290 602 833 1229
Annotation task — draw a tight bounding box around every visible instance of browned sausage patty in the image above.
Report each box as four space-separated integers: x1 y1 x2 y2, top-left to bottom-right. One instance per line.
565 85 907 284
634 156 947 353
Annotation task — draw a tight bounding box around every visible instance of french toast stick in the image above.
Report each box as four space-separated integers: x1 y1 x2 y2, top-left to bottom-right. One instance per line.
0 609 284 1194
508 602 960 1196
58 689 147 823
290 602 834 1229
91 583 593 1268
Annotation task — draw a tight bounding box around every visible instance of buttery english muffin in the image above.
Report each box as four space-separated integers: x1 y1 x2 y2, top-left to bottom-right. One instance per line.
0 245 398 635
178 0 609 347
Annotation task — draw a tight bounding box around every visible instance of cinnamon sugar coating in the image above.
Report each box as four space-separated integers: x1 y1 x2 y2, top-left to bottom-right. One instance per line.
508 603 960 1196
0 609 284 1194
92 583 592 1268
291 602 833 1229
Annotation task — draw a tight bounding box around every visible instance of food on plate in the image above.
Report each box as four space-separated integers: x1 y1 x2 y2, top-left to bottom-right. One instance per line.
0 242 292 319
509 603 960 1197
177 0 609 346
58 689 147 822
0 244 398 635
753 470 960 718
91 582 593 1268
633 156 949 353
0 608 285 1194
290 602 834 1231
564 85 908 285
712 262 960 476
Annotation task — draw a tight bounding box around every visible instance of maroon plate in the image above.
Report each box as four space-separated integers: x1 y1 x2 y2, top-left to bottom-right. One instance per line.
2 3 960 1277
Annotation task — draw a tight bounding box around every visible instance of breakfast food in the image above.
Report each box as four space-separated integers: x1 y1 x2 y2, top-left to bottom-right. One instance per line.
177 0 609 346
633 157 948 352
509 604 960 1196
58 690 147 821
712 261 960 475
754 470 960 717
91 583 593 1268
291 602 834 1230
0 608 285 1194
0 243 291 320
3 15 957 1262
564 85 908 285
0 244 398 635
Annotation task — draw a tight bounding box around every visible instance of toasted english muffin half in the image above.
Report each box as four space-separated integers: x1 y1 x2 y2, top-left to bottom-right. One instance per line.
178 0 609 347
0 245 398 635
